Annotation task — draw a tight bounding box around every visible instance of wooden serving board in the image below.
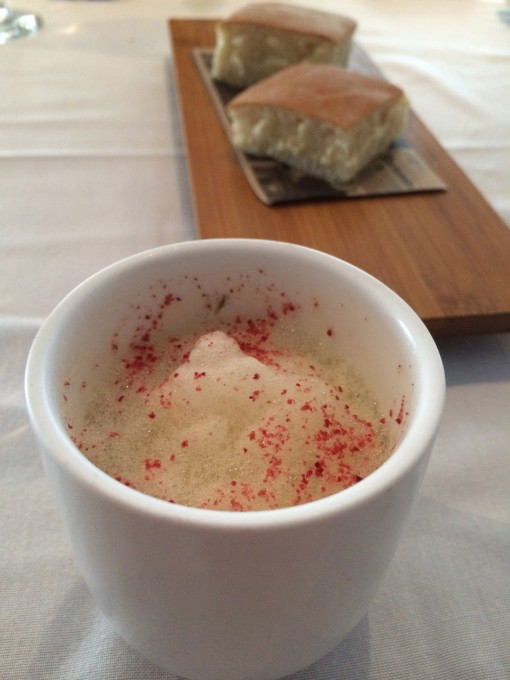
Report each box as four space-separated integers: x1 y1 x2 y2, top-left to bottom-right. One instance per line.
169 19 510 337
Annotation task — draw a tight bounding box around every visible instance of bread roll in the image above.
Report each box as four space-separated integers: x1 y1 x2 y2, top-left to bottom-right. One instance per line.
212 3 357 88
227 63 408 184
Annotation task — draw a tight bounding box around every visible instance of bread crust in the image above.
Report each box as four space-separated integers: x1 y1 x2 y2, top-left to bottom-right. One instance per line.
219 3 357 44
227 63 404 131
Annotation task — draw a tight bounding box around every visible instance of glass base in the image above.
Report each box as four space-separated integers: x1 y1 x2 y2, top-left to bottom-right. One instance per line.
0 6 42 43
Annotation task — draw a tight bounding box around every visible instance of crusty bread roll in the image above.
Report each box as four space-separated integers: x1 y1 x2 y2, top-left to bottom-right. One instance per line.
227 63 408 184
212 3 357 88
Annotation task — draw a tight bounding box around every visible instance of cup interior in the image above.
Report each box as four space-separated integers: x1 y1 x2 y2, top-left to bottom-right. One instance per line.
28 239 443 517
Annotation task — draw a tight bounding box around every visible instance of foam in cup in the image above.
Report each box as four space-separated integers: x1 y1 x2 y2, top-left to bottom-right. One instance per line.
64 287 401 511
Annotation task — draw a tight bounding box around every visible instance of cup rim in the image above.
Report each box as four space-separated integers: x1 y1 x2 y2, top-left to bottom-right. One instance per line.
25 239 445 531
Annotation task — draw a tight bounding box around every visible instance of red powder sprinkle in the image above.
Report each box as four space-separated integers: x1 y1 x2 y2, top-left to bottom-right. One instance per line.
144 458 162 470
194 371 206 380
253 373 260 380
314 460 325 477
181 440 189 448
327 329 333 337
114 475 136 489
395 398 405 425
148 411 156 419
163 293 177 307
230 498 244 511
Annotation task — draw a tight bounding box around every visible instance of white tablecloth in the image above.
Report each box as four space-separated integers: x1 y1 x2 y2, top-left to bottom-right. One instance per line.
1 1 509 678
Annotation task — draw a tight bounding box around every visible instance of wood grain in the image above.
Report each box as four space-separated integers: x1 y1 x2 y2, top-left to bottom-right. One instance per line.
169 19 510 337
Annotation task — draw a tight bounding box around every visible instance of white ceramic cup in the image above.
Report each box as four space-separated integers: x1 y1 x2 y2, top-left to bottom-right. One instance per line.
25 239 444 680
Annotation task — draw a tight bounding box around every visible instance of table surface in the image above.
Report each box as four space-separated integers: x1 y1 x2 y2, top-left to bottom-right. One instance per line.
1 2 509 679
